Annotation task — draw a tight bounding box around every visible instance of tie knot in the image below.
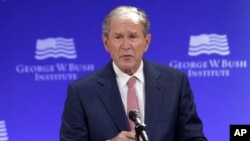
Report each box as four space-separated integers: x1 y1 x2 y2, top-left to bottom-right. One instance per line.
127 76 136 88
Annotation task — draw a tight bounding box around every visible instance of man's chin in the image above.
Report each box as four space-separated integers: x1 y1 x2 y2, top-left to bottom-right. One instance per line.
120 65 136 75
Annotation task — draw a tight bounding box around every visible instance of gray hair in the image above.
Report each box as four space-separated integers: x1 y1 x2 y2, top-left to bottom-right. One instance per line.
102 6 150 37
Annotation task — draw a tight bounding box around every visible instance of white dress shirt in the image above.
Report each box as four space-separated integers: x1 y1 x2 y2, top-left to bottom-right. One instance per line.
112 61 145 122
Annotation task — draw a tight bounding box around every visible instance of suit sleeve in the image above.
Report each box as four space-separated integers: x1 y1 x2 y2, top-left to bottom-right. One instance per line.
177 74 207 141
60 84 89 141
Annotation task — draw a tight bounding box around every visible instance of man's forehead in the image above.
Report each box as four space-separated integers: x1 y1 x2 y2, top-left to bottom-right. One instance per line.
111 18 141 26
112 31 139 35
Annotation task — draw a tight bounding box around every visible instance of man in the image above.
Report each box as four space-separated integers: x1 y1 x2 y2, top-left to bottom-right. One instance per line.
60 5 207 141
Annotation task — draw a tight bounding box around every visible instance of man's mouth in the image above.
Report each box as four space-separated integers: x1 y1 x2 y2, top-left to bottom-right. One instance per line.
121 55 132 58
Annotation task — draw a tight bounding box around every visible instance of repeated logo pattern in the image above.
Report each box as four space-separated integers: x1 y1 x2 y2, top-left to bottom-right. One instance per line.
0 120 8 141
188 34 230 56
35 37 77 60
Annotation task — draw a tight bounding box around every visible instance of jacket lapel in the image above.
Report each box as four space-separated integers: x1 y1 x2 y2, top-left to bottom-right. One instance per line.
96 62 130 132
143 61 164 137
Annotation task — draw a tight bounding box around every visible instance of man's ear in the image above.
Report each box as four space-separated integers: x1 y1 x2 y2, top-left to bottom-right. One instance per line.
144 34 151 52
102 35 110 52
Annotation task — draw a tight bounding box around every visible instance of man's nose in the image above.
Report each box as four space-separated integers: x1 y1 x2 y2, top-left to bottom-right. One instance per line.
121 38 131 49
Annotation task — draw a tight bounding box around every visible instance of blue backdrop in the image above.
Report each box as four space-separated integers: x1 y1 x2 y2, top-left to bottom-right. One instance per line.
1 0 249 140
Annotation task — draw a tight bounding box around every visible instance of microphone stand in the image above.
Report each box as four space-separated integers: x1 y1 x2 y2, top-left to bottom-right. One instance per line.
135 133 140 141
134 123 148 141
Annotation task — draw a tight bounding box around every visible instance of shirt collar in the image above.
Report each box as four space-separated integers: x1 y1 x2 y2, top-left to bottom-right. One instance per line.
113 61 145 87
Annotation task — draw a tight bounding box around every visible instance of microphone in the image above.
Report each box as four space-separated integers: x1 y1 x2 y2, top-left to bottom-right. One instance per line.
129 109 149 141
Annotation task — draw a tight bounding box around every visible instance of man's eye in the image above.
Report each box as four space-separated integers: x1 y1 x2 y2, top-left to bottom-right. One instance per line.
130 35 138 41
115 36 120 39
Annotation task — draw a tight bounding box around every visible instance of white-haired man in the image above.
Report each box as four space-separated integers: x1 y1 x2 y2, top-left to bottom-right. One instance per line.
60 6 207 141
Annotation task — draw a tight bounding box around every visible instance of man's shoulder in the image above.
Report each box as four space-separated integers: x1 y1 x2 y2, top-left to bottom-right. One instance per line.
145 60 184 76
69 62 113 87
144 60 188 85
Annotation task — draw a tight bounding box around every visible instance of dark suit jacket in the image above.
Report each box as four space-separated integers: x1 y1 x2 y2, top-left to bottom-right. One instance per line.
60 60 207 141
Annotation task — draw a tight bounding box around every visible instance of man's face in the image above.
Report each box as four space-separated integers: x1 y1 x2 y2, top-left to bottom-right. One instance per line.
102 19 151 75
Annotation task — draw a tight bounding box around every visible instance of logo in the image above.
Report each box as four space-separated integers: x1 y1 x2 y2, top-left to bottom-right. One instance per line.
169 33 247 77
230 124 250 141
35 37 77 60
0 120 8 141
188 34 230 56
15 37 95 81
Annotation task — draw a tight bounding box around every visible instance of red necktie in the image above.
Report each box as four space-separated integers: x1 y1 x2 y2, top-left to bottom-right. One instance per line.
127 76 140 130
